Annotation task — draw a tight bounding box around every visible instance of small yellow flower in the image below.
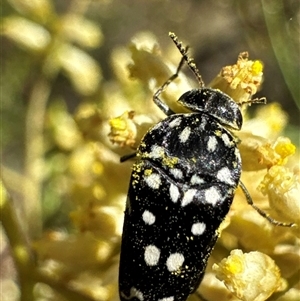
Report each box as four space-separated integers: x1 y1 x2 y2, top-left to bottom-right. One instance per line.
256 137 296 168
108 111 137 148
213 249 286 301
258 165 300 224
209 52 264 103
127 32 171 86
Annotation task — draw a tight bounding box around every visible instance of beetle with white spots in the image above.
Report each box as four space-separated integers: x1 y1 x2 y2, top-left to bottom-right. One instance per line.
118 33 292 301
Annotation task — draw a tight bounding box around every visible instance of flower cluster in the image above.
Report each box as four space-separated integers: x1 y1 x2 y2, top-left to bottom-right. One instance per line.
3 3 299 298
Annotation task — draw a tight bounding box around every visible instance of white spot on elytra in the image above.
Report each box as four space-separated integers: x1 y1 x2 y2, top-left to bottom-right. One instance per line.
158 297 174 301
166 253 185 272
179 126 191 143
221 133 232 147
170 168 183 179
121 287 144 301
169 184 180 203
181 189 197 207
149 145 165 159
144 245 160 266
207 136 218 152
217 167 234 185
191 222 206 235
190 174 204 185
144 173 161 189
204 186 220 205
142 210 155 225
169 117 182 128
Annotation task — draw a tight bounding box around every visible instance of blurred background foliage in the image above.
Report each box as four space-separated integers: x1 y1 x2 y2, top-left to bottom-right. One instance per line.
1 0 299 301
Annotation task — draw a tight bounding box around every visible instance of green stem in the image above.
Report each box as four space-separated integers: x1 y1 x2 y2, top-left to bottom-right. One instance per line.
0 182 36 301
23 77 51 239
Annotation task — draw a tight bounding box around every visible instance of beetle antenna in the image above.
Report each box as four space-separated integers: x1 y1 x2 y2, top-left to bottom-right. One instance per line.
169 32 205 88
